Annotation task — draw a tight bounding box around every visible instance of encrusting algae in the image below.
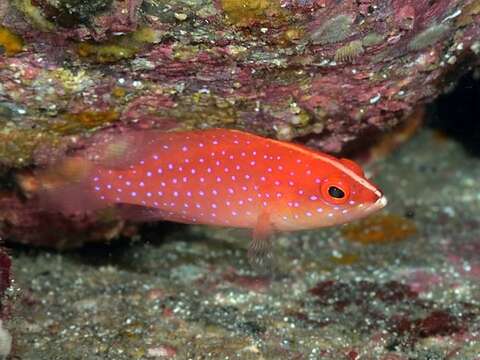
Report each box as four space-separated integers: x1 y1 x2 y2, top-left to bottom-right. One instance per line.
456 0 480 27
310 14 355 45
0 26 24 56
220 0 285 26
76 27 159 63
342 213 417 245
52 110 119 135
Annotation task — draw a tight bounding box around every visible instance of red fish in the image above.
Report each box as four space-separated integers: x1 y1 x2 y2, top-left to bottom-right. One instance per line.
35 129 387 269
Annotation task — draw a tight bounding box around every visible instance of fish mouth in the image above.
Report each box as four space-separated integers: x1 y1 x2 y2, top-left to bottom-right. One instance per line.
337 195 388 225
360 194 387 216
367 195 388 212
375 195 388 208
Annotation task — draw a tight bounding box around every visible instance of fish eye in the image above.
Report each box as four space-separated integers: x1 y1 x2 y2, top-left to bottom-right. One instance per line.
320 179 350 204
328 186 345 199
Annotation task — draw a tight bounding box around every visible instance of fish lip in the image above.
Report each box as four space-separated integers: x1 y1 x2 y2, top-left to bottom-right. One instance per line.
374 195 388 209
363 195 387 214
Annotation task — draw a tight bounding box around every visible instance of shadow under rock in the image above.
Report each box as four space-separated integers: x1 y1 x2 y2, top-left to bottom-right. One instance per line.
70 221 191 268
8 221 185 268
428 71 480 157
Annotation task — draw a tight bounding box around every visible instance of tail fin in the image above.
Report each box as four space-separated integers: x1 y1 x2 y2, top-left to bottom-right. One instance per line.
18 156 106 216
20 128 171 216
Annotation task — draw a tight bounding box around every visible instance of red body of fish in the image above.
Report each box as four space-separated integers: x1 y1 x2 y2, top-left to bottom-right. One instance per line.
35 129 387 268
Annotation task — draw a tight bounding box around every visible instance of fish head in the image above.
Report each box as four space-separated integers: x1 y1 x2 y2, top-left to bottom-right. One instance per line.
283 156 387 230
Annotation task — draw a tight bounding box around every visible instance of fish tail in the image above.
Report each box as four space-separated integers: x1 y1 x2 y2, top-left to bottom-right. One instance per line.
19 129 162 216
19 156 106 215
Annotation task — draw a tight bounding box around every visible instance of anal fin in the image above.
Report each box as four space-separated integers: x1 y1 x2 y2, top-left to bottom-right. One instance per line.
248 212 276 274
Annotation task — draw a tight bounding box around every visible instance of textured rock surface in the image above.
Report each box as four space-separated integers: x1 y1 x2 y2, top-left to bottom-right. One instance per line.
1 0 480 246
0 0 479 165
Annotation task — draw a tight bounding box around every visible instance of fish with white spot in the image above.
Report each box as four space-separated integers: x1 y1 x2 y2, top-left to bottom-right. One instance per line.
33 129 387 270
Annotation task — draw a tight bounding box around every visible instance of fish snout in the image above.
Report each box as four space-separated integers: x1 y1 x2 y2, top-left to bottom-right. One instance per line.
371 191 388 211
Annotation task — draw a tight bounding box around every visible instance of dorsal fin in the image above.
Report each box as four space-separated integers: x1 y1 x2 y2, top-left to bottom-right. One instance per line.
84 130 165 170
339 158 365 177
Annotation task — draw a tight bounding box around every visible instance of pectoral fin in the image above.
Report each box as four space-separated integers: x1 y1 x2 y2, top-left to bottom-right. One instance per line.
248 212 276 273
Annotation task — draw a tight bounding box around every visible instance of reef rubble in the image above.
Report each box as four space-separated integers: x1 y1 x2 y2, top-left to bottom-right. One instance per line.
0 0 479 246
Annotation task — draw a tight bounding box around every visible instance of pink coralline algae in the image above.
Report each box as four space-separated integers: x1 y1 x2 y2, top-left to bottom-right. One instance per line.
0 0 479 246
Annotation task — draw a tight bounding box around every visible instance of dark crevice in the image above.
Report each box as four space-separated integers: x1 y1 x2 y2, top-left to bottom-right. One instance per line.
428 71 480 157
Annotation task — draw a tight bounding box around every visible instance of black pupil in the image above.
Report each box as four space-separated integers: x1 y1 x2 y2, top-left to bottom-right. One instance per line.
328 186 345 199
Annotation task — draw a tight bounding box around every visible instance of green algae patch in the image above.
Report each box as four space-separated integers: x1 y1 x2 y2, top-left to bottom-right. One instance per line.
310 14 355 45
76 27 160 63
13 0 55 31
408 24 450 51
362 32 385 47
0 27 24 56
